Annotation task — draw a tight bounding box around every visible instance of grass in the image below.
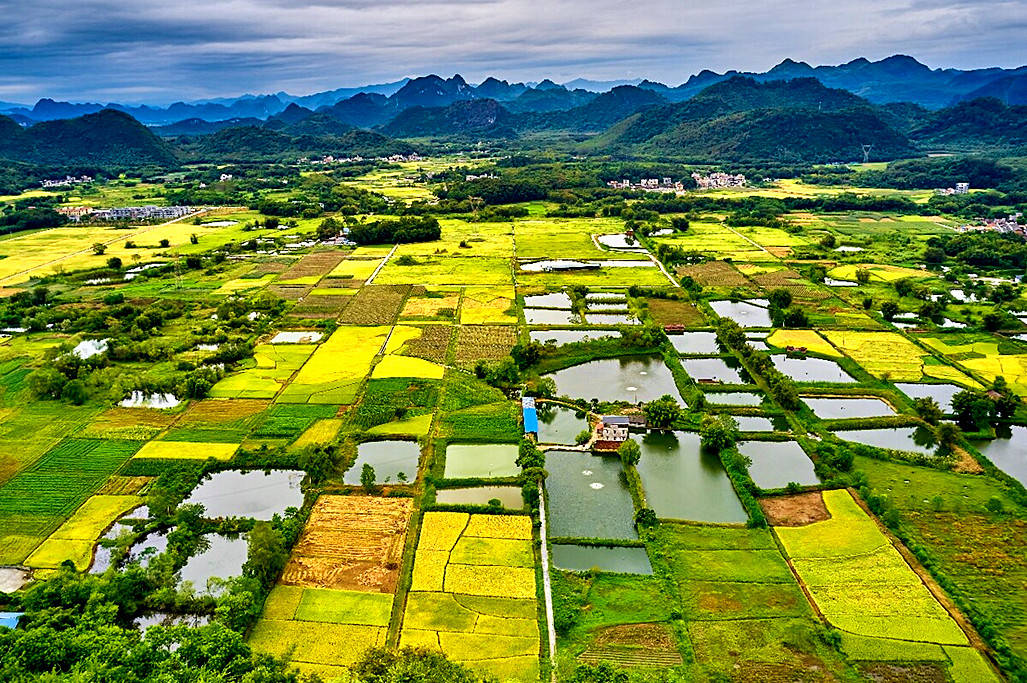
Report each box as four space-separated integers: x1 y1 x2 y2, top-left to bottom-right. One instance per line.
775 490 968 645
132 441 239 460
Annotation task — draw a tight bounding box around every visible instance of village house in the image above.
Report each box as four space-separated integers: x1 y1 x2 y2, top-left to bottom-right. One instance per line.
599 415 630 443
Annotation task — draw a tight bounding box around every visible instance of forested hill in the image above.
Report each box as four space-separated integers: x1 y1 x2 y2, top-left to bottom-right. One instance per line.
0 109 179 167
585 77 919 162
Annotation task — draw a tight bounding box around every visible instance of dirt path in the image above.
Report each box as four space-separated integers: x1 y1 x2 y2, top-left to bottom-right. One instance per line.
537 482 557 682
719 222 774 259
365 243 398 284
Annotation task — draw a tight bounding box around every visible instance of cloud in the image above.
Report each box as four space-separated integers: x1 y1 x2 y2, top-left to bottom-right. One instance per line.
0 0 1023 103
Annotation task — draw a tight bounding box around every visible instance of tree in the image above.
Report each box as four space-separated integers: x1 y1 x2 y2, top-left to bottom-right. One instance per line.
936 422 961 450
517 438 546 470
617 439 641 467
354 647 488 683
699 414 739 452
768 288 793 310
894 278 914 298
298 446 335 482
28 366 67 399
643 394 683 429
511 340 544 368
634 508 657 528
60 379 87 405
361 463 377 492
534 376 557 399
855 267 871 285
819 234 837 249
924 246 945 264
881 301 899 320
913 397 943 425
243 521 287 588
159 238 170 248
106 256 122 269
952 389 993 429
982 311 1004 332
574 430 591 446
91 242 107 255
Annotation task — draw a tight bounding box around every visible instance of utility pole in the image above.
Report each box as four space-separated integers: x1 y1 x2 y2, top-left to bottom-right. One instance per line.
861 144 873 164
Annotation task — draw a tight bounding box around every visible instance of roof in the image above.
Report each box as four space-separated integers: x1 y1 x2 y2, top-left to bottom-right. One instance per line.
602 415 630 425
523 405 538 434
0 612 23 630
522 397 536 409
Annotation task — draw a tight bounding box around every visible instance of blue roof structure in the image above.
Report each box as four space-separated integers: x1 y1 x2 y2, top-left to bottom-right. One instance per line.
522 397 538 434
0 612 24 630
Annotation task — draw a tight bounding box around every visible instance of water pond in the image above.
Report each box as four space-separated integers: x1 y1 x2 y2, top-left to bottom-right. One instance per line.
833 426 938 456
703 391 763 407
270 331 323 344
443 443 519 479
734 415 788 432
894 382 961 412
524 308 578 325
772 356 856 383
681 357 748 384
596 234 646 251
127 530 169 567
803 397 896 419
588 301 629 311
179 534 249 595
435 486 524 509
537 404 589 445
634 432 748 524
585 312 636 325
184 469 304 519
737 440 820 489
971 425 1027 487
670 332 721 355
824 277 858 287
545 450 637 540
530 329 620 345
524 292 572 309
135 613 210 631
551 544 653 574
547 355 683 404
345 441 420 485
709 300 773 327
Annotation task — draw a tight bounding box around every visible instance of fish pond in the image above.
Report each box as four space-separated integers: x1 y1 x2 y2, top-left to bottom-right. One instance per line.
434 486 524 509
634 432 748 524
523 292 572 309
681 357 749 384
803 396 896 419
709 300 772 327
734 415 787 432
183 469 304 519
537 404 589 445
345 440 421 485
524 308 578 325
737 440 820 489
551 544 653 575
971 425 1027 487
703 391 764 406
833 426 938 456
443 443 519 479
772 356 856 383
669 331 721 355
530 329 620 345
178 534 249 595
545 450 637 540
546 355 683 404
894 382 962 412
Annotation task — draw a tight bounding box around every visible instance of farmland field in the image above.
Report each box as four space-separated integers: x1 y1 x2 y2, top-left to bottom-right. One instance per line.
401 512 540 682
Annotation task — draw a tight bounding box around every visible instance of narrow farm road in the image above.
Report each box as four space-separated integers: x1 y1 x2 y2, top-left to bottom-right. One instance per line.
537 482 557 682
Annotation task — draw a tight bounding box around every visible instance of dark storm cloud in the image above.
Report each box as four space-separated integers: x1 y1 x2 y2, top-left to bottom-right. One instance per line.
0 0 1023 103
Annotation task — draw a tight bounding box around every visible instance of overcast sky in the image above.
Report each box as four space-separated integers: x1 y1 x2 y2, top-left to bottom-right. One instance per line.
0 0 1024 104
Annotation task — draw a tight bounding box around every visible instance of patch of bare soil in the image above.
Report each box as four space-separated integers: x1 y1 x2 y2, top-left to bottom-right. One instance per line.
760 492 830 526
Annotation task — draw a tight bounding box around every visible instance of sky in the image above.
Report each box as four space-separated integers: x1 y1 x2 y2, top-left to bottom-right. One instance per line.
0 0 1025 104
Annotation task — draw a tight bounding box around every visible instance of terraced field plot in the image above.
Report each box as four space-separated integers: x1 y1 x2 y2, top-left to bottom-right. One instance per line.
376 257 513 286
824 330 977 386
278 326 390 404
401 512 540 682
766 329 841 357
281 495 411 592
338 284 409 325
25 494 142 570
209 343 316 399
776 490 967 646
461 286 516 324
0 438 140 563
919 334 1027 395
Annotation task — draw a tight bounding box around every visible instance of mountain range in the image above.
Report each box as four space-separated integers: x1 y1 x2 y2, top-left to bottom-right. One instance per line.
3 56 1025 128
1 67 1025 169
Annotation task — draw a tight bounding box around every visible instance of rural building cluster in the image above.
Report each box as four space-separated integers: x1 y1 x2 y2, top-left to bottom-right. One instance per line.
935 182 970 196
39 175 94 188
691 172 747 189
56 205 194 222
606 177 686 192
